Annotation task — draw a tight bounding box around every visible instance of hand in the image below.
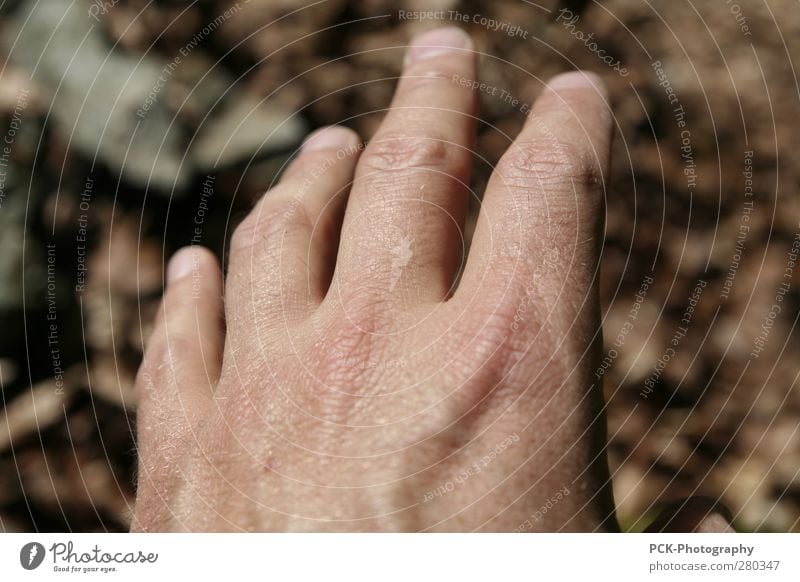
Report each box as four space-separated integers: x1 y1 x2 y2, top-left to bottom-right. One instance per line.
132 26 617 532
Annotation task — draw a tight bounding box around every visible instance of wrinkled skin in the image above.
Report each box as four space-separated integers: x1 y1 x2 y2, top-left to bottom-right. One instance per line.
132 27 728 532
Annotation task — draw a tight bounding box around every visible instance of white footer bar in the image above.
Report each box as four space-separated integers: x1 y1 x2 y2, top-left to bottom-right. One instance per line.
2 533 797 580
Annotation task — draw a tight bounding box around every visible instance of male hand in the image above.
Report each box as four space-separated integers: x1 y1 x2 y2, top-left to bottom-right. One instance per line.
133 26 618 532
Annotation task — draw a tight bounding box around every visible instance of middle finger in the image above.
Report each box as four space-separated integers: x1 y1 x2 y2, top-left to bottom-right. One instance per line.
330 27 477 312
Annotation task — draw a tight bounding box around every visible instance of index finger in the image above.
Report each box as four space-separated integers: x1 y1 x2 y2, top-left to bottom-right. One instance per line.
457 71 613 334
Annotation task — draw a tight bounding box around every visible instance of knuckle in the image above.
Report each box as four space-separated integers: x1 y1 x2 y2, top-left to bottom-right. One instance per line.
359 134 453 174
335 283 396 335
496 136 599 192
309 287 396 391
493 137 605 236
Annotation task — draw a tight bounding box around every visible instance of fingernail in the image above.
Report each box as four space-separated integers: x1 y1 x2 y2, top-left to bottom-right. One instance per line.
167 247 197 284
405 27 472 65
301 126 357 153
546 71 605 92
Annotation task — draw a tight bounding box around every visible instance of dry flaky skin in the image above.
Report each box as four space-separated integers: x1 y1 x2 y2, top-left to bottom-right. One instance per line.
132 28 619 532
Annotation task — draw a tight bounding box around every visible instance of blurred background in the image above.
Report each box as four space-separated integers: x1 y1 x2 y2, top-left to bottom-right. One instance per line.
0 0 798 532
